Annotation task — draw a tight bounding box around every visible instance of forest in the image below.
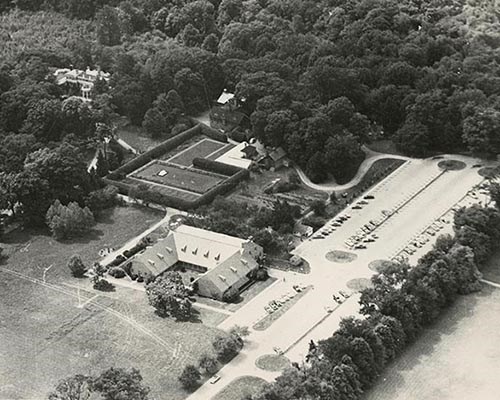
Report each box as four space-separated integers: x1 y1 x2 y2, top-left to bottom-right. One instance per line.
1 0 499 195
1 0 500 399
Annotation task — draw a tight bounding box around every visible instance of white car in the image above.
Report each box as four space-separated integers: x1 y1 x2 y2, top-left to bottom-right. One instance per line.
210 375 221 384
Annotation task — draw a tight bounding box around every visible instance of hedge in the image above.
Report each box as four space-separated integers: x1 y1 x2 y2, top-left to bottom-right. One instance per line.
106 125 201 179
192 157 242 176
103 124 250 211
189 118 228 143
193 169 250 207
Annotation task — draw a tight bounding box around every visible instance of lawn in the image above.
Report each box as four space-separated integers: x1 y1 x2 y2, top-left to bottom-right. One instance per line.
480 248 500 284
366 139 406 156
212 376 268 400
168 139 228 167
0 206 227 400
230 167 328 211
363 285 500 400
116 123 163 153
131 161 225 194
125 176 201 202
255 354 290 372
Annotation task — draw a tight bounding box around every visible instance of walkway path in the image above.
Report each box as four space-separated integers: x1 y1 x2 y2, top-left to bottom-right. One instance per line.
117 137 138 154
296 146 411 192
481 279 500 289
99 210 171 267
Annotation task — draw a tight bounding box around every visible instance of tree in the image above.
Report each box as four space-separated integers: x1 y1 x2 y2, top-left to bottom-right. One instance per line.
462 107 500 155
178 365 201 390
95 150 109 177
323 132 364 184
145 272 193 320
96 6 122 46
269 200 300 233
212 334 243 363
395 118 431 157
91 368 149 400
229 325 249 342
67 255 87 278
142 107 167 138
49 374 92 400
11 170 52 225
20 98 64 142
310 199 326 216
198 354 219 375
0 133 38 173
489 182 500 209
24 143 91 205
202 33 219 53
46 200 95 240
85 186 118 216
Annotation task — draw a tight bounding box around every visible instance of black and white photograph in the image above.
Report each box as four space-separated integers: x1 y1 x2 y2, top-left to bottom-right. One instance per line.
1 0 500 399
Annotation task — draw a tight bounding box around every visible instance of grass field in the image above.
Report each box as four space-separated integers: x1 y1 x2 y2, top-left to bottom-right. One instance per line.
131 161 225 194
0 206 227 400
125 176 201 202
168 139 228 167
116 125 163 153
364 285 500 400
212 376 268 400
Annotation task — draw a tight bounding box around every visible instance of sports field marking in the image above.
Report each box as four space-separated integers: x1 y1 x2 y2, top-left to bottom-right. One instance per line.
0 266 177 355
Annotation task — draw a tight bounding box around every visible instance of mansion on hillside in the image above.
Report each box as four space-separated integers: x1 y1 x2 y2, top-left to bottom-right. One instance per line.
53 67 110 102
131 225 264 301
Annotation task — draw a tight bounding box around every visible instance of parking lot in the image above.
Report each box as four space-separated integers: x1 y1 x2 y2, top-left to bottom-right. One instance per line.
187 155 496 400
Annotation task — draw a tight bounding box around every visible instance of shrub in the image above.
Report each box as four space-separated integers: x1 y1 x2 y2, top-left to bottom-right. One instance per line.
146 272 192 320
46 200 95 240
222 286 241 303
310 199 326 216
67 255 87 278
93 278 115 292
108 255 126 267
178 365 201 390
198 354 219 375
108 267 126 278
212 334 243 363
85 186 118 216
192 158 240 176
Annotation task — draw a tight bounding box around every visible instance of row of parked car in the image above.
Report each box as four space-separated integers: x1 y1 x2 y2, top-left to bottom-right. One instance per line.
393 218 450 262
311 214 352 240
263 284 307 314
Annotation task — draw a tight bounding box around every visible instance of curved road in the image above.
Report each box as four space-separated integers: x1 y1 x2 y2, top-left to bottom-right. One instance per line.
295 146 411 192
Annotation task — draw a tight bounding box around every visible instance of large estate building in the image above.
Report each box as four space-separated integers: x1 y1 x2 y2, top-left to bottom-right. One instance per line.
54 67 110 101
131 225 263 301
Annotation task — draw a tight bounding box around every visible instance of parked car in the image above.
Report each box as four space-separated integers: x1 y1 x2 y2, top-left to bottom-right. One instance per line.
210 375 221 384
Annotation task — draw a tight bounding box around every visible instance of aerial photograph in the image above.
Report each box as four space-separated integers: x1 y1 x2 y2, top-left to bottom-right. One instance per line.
0 0 499 399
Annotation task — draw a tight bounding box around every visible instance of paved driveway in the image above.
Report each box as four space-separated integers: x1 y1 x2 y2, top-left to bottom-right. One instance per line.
187 155 494 400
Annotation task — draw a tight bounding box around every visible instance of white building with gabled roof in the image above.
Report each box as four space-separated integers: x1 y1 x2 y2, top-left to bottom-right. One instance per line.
130 224 263 301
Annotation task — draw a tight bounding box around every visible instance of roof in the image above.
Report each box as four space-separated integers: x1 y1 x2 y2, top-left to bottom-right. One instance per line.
214 142 253 170
269 147 286 161
54 67 110 85
134 235 179 276
173 225 246 270
217 90 235 105
200 251 257 293
132 224 255 274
